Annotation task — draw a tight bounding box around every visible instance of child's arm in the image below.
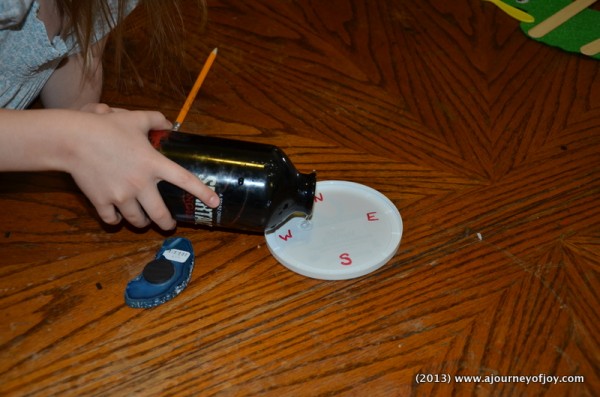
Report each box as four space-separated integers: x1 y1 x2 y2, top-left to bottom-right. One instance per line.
0 108 220 229
39 38 107 109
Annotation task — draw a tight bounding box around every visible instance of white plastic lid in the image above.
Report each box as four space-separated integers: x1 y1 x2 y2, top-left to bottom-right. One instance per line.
265 180 403 280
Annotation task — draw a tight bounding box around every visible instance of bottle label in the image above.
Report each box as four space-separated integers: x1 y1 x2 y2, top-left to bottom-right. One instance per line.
194 197 213 225
193 174 221 225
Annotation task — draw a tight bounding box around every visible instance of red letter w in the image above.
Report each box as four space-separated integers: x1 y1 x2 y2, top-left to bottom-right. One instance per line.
278 229 293 241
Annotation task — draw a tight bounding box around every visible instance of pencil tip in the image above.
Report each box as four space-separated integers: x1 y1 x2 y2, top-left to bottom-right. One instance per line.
213 48 218 54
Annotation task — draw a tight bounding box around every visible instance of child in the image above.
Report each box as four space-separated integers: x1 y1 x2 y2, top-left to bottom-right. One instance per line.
0 0 219 230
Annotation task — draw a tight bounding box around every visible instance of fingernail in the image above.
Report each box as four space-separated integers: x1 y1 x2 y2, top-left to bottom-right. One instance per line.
209 195 220 208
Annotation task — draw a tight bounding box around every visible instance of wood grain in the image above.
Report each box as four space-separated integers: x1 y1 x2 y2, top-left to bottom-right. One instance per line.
1 0 599 395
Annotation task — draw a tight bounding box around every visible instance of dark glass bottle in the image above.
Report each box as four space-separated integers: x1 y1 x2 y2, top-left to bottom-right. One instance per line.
149 130 317 233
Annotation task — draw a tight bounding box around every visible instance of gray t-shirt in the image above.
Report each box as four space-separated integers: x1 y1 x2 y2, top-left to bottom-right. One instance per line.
0 0 136 109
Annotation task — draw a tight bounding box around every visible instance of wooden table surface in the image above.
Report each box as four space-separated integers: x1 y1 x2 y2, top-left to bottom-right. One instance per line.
1 0 599 395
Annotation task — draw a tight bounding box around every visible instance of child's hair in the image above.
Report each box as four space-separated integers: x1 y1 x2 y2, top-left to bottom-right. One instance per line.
55 0 207 90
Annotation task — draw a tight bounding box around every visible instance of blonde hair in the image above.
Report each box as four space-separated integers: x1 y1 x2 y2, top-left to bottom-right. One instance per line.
55 0 207 89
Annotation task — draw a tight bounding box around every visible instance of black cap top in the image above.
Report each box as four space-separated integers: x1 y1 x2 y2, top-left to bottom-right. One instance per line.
142 258 175 284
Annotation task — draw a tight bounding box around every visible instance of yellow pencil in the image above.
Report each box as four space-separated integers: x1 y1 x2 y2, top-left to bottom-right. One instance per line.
172 48 218 131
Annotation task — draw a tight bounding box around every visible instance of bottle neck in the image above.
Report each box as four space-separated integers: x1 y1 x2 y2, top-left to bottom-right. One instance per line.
295 172 317 217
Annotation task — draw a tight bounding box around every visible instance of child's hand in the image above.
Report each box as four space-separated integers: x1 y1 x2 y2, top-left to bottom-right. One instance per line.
64 106 219 229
